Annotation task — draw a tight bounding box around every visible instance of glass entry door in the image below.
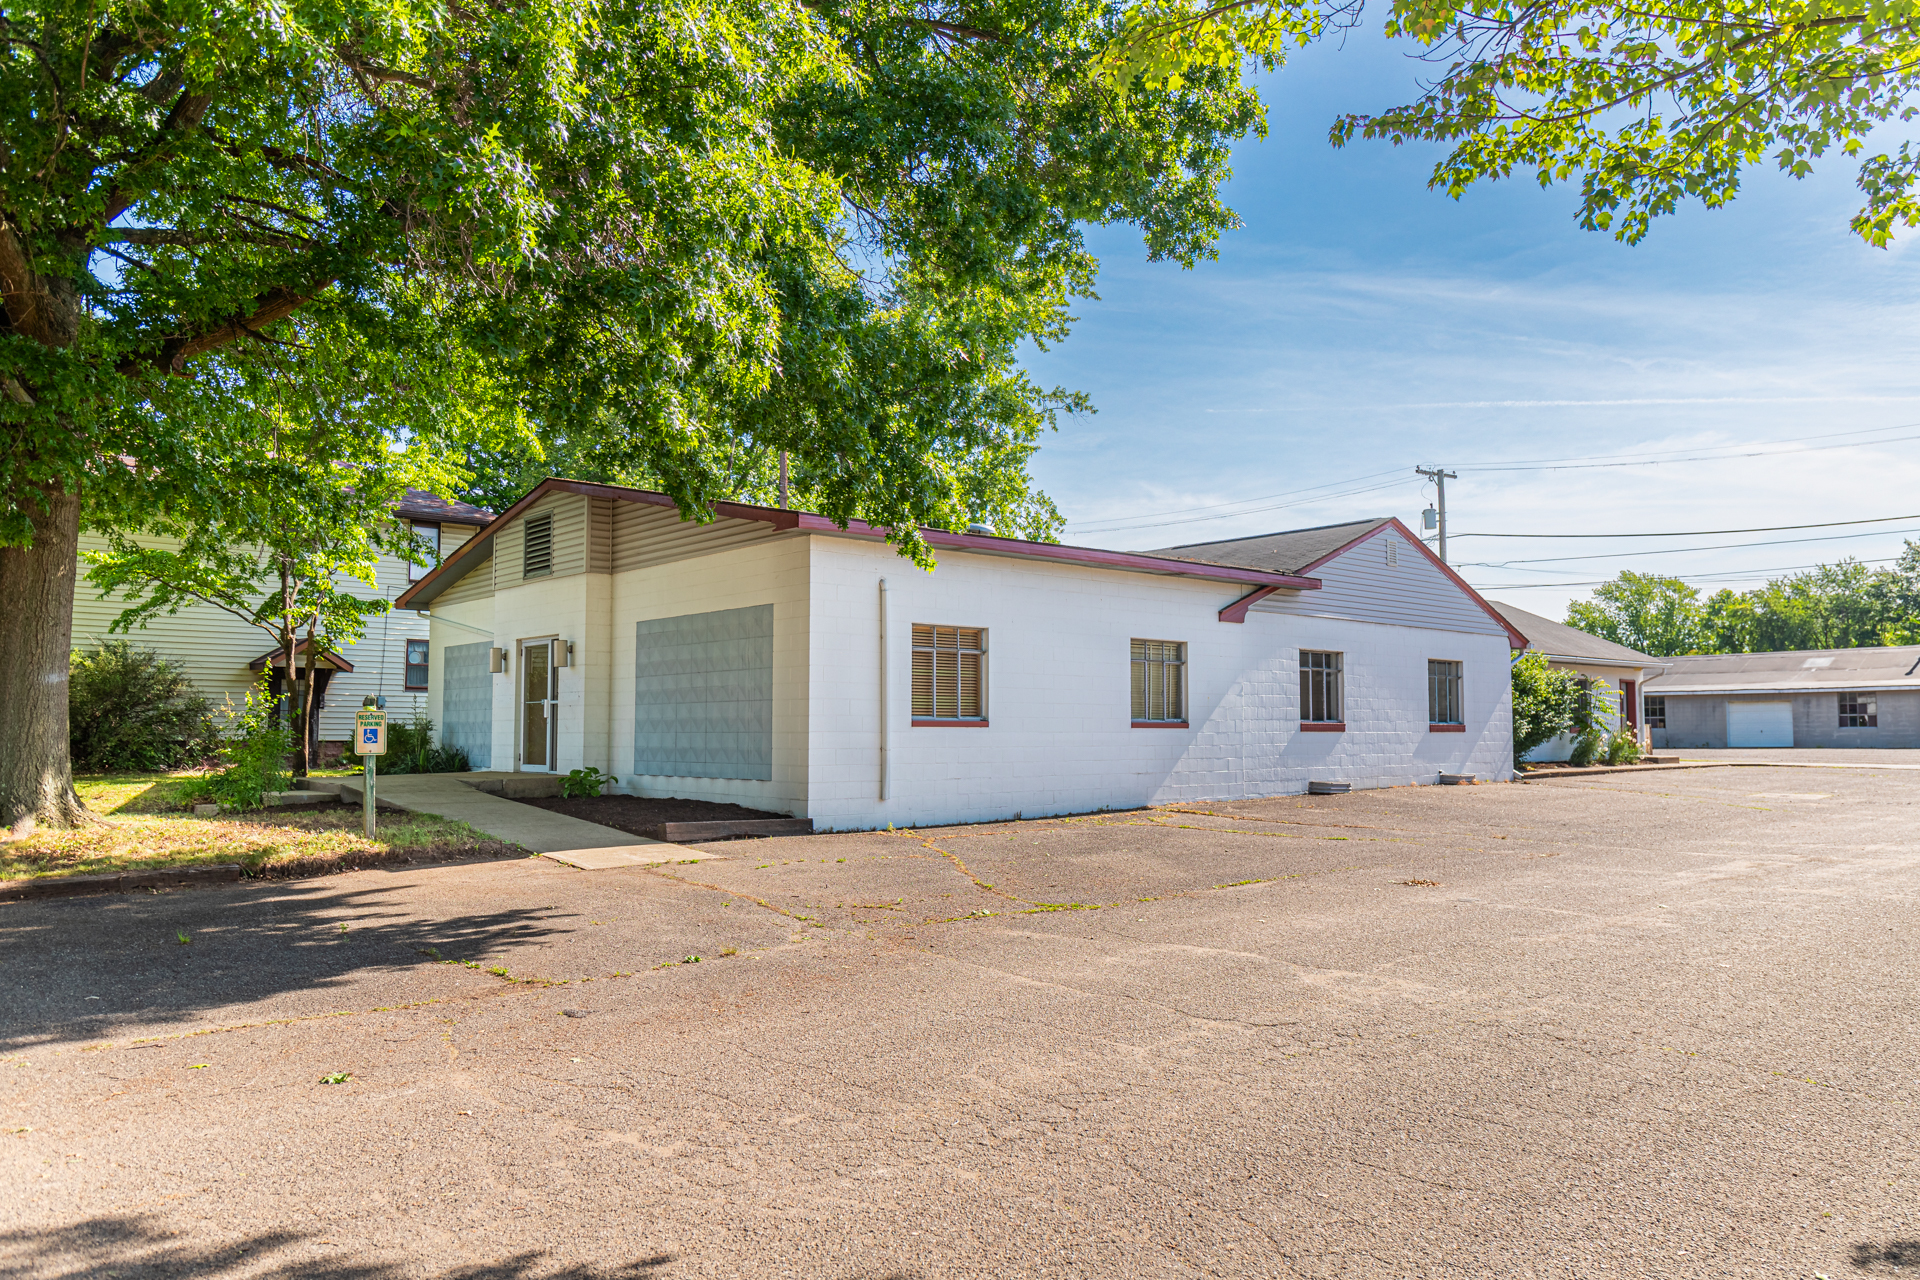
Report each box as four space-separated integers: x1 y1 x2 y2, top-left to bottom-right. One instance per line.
519 639 558 771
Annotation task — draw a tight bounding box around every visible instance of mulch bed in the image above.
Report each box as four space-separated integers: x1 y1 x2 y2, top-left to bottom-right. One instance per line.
516 793 786 840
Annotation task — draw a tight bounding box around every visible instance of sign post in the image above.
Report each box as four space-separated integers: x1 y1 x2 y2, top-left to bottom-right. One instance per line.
355 708 387 838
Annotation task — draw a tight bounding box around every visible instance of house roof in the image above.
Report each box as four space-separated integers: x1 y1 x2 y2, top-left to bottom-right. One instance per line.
395 478 1328 611
1491 602 1664 671
395 489 493 526
249 640 354 673
1644 645 1920 695
1154 518 1530 649
1147 519 1394 575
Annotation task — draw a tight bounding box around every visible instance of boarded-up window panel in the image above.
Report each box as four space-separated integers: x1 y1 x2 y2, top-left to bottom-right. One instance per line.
440 641 493 769
633 605 774 780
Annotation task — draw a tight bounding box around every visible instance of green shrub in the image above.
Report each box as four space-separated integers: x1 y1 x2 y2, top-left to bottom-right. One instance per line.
1568 728 1605 766
1604 727 1643 765
561 766 617 798
1510 652 1584 765
69 641 218 772
179 676 292 809
357 712 469 775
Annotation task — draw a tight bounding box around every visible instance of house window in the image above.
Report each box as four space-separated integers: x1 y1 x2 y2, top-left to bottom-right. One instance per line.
912 625 985 723
1644 695 1666 729
408 522 441 581
1299 650 1344 724
1132 640 1186 724
405 639 430 690
523 513 553 578
1428 660 1462 724
1840 694 1878 728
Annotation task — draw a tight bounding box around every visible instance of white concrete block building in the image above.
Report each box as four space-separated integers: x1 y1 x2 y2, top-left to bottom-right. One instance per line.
395 480 1529 829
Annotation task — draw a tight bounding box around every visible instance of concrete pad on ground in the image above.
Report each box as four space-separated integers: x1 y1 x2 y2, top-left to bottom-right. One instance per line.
314 773 672 863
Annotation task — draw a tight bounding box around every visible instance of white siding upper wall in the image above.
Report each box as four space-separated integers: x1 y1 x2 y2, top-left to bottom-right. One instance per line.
804 537 1514 830
1254 527 1508 638
73 522 482 742
72 532 266 718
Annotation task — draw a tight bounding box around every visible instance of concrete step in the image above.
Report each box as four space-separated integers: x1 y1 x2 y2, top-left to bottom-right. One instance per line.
652 818 814 843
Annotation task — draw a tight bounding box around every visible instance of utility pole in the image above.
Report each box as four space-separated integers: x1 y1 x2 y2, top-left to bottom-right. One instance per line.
1415 466 1457 564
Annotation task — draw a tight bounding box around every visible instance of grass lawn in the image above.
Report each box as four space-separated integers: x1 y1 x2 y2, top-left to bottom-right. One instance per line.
0 772 523 882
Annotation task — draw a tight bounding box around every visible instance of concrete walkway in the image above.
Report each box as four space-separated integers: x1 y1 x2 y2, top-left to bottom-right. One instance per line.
314 774 697 869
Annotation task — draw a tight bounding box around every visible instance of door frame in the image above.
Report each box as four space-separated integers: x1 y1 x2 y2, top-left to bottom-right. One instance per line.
516 635 560 772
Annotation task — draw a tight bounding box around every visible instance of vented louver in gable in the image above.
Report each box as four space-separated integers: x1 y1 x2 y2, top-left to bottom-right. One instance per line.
523 513 554 578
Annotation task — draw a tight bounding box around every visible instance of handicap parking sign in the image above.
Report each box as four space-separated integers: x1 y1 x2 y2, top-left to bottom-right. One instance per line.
355 709 388 755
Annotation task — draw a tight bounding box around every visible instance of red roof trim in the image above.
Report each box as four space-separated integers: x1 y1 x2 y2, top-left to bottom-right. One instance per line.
1295 518 1529 649
396 478 1322 608
1219 586 1278 624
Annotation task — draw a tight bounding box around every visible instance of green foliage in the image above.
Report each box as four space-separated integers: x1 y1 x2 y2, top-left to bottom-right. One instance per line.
1604 727 1642 766
1564 573 1704 658
358 713 468 776
3 0 1271 566
1568 728 1604 768
1325 0 1920 246
1567 548 1920 657
561 767 618 799
67 641 217 771
1510 651 1585 764
180 676 293 810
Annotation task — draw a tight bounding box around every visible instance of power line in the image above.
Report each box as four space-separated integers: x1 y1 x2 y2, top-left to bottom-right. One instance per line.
1065 468 1405 531
1454 512 1920 541
1068 422 1920 538
1458 524 1920 567
1468 556 1903 591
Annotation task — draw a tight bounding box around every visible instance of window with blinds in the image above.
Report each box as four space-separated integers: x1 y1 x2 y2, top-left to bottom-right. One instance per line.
1299 650 1343 723
1131 640 1186 723
523 513 553 578
1428 659 1462 724
912 625 985 721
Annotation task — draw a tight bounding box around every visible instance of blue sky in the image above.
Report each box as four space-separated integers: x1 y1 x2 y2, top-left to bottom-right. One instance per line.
1021 35 1920 621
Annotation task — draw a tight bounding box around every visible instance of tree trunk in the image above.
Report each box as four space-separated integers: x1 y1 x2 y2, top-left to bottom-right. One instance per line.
298 613 321 775
276 566 300 775
0 487 94 833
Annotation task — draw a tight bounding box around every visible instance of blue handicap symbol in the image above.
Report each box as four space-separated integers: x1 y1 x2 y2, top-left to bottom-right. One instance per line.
362 727 379 744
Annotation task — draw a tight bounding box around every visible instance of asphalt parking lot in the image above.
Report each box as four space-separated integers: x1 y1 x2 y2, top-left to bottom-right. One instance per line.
3 765 1917 1279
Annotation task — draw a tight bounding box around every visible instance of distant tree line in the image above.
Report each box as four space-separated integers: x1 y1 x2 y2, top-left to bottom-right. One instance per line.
1563 546 1920 657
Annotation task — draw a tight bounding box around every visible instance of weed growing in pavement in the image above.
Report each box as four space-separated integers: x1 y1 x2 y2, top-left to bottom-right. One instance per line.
1401 879 1441 887
320 1072 352 1084
487 965 510 978
719 948 737 957
415 946 441 959
682 955 701 964
188 1064 208 1069
174 930 190 945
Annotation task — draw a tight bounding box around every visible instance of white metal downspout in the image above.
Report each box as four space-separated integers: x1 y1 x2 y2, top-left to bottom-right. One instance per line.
878 578 890 802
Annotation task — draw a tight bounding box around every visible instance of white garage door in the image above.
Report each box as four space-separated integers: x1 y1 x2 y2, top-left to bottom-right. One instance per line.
1727 701 1794 748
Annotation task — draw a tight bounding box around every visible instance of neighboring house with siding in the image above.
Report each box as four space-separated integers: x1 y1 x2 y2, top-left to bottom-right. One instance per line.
396 481 1529 829
72 490 492 754
1489 602 1667 761
1643 646 1920 749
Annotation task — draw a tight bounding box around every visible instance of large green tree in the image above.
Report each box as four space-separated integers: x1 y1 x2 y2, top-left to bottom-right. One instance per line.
1563 571 1704 657
1 0 1263 829
1104 0 1920 246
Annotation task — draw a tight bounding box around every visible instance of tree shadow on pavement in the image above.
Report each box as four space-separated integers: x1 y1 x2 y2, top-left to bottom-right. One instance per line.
0 1215 923 1280
1853 1240 1920 1272
0 875 574 1053
0 1214 675 1279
